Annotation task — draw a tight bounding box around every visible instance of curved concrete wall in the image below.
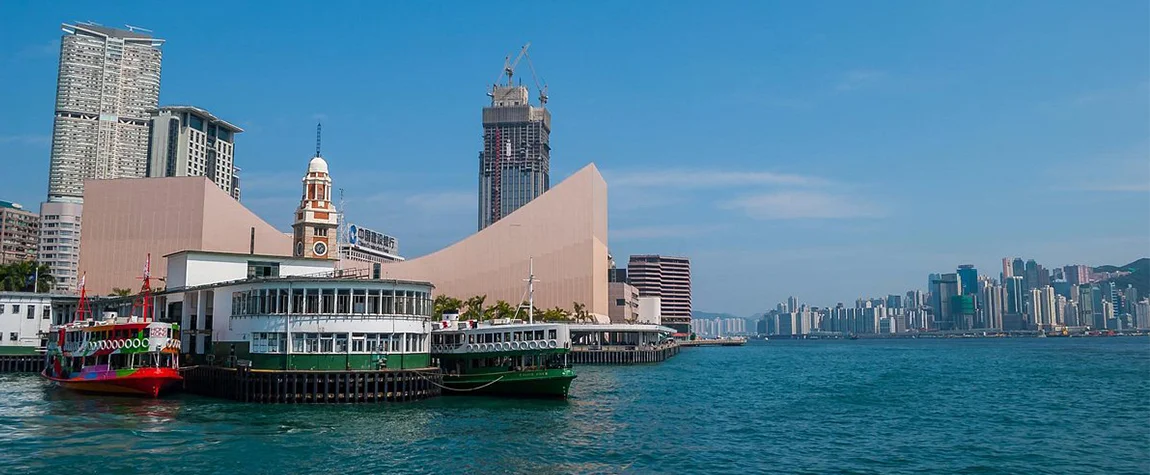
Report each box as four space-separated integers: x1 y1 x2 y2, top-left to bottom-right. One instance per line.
380 164 609 316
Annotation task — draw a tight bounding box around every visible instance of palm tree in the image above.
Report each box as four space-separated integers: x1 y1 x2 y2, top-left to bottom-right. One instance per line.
111 287 134 297
0 261 54 293
433 295 463 319
492 300 515 320
572 302 591 323
462 295 487 320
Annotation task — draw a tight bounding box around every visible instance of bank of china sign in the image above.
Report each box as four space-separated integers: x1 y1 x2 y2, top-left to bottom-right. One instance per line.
348 224 398 255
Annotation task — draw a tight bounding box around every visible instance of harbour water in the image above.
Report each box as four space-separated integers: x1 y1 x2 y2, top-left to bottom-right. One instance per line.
1 338 1147 474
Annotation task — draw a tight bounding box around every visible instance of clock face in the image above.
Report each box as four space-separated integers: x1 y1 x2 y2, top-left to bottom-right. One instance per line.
294 241 304 257
313 241 327 256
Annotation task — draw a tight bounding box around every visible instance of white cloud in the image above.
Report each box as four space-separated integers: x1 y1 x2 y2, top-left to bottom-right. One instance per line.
607 169 827 188
720 190 884 219
835 69 888 92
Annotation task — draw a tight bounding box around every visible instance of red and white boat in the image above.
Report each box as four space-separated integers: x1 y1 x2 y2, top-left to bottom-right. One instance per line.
42 255 183 398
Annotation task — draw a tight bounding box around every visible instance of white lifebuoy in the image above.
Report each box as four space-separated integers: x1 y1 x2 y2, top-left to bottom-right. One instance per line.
114 339 124 349
548 340 557 348
128 339 139 349
529 341 538 350
99 340 107 350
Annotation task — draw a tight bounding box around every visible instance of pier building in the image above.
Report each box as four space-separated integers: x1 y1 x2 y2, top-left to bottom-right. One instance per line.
159 250 435 371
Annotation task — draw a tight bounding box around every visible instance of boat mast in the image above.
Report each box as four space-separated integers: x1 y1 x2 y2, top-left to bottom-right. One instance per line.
75 273 88 322
528 257 535 324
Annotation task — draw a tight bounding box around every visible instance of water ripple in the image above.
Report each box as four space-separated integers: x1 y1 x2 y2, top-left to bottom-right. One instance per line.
0 338 1147 474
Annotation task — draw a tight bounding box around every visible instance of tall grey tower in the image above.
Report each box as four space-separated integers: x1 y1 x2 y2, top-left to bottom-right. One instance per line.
39 22 163 292
478 44 550 231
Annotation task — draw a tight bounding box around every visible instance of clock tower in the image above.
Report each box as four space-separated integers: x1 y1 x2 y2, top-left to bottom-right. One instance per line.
292 125 338 260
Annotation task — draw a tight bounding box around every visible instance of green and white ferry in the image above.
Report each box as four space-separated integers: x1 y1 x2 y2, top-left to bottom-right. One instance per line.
431 318 575 398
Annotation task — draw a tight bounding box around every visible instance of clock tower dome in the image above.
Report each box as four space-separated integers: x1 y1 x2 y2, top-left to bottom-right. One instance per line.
292 125 338 260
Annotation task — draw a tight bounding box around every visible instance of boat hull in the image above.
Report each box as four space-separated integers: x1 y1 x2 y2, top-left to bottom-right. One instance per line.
42 367 182 398
442 369 575 399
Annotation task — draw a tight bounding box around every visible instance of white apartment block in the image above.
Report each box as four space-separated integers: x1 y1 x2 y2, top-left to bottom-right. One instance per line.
40 23 163 293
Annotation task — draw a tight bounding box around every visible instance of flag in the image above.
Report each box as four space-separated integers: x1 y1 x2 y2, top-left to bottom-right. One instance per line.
78 274 86 290
143 254 151 278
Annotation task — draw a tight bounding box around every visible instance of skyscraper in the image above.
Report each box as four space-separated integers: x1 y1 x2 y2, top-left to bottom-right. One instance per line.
477 50 550 231
627 255 691 334
146 106 244 200
957 265 979 295
1001 257 1015 282
930 273 960 330
978 280 1005 329
1005 276 1024 315
1024 259 1039 292
40 23 164 292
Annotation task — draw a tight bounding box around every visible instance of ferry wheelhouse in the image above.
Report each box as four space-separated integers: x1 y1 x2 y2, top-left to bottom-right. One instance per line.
42 256 182 398
432 319 575 398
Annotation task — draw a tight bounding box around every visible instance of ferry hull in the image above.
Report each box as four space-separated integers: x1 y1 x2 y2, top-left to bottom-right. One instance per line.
443 370 576 399
42 368 182 398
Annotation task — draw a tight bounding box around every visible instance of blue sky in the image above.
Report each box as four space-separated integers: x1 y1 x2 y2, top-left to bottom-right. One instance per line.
1 1 1147 315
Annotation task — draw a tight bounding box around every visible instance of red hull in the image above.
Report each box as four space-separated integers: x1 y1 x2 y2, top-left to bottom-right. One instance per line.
42 368 182 398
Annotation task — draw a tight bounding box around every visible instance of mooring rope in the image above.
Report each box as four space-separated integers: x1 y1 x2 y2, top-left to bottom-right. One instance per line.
414 371 505 392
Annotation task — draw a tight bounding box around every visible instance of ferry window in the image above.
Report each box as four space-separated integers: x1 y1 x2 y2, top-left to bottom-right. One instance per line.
366 334 379 353
232 292 242 315
292 334 305 353
259 290 269 314
368 291 380 314
353 289 366 314
352 334 365 352
320 289 334 313
320 333 334 353
306 290 320 313
494 332 502 343
8 332 16 341
291 289 304 313
382 291 395 314
523 331 533 341
337 289 351 313
504 332 511 342
468 334 475 344
25 306 34 319
277 289 289 314
549 330 557 340
246 261 280 279
512 332 521 341
335 333 347 353
0 304 5 313
12 305 20 315
305 333 319 353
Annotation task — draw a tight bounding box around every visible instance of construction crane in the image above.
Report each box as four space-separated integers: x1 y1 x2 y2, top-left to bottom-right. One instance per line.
523 48 548 107
491 42 549 107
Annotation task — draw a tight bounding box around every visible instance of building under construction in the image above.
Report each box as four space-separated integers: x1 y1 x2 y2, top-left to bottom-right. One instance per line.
478 44 551 231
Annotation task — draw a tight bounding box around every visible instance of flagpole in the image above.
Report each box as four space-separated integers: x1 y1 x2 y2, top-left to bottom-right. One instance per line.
33 262 39 293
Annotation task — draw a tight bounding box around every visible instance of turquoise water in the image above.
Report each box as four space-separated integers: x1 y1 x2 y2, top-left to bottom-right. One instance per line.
1 338 1147 474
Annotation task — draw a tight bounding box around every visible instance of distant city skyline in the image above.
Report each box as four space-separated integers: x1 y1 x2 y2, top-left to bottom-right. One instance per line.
1 2 1147 313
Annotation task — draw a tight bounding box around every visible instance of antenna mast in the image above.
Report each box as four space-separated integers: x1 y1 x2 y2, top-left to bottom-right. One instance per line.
315 122 322 157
